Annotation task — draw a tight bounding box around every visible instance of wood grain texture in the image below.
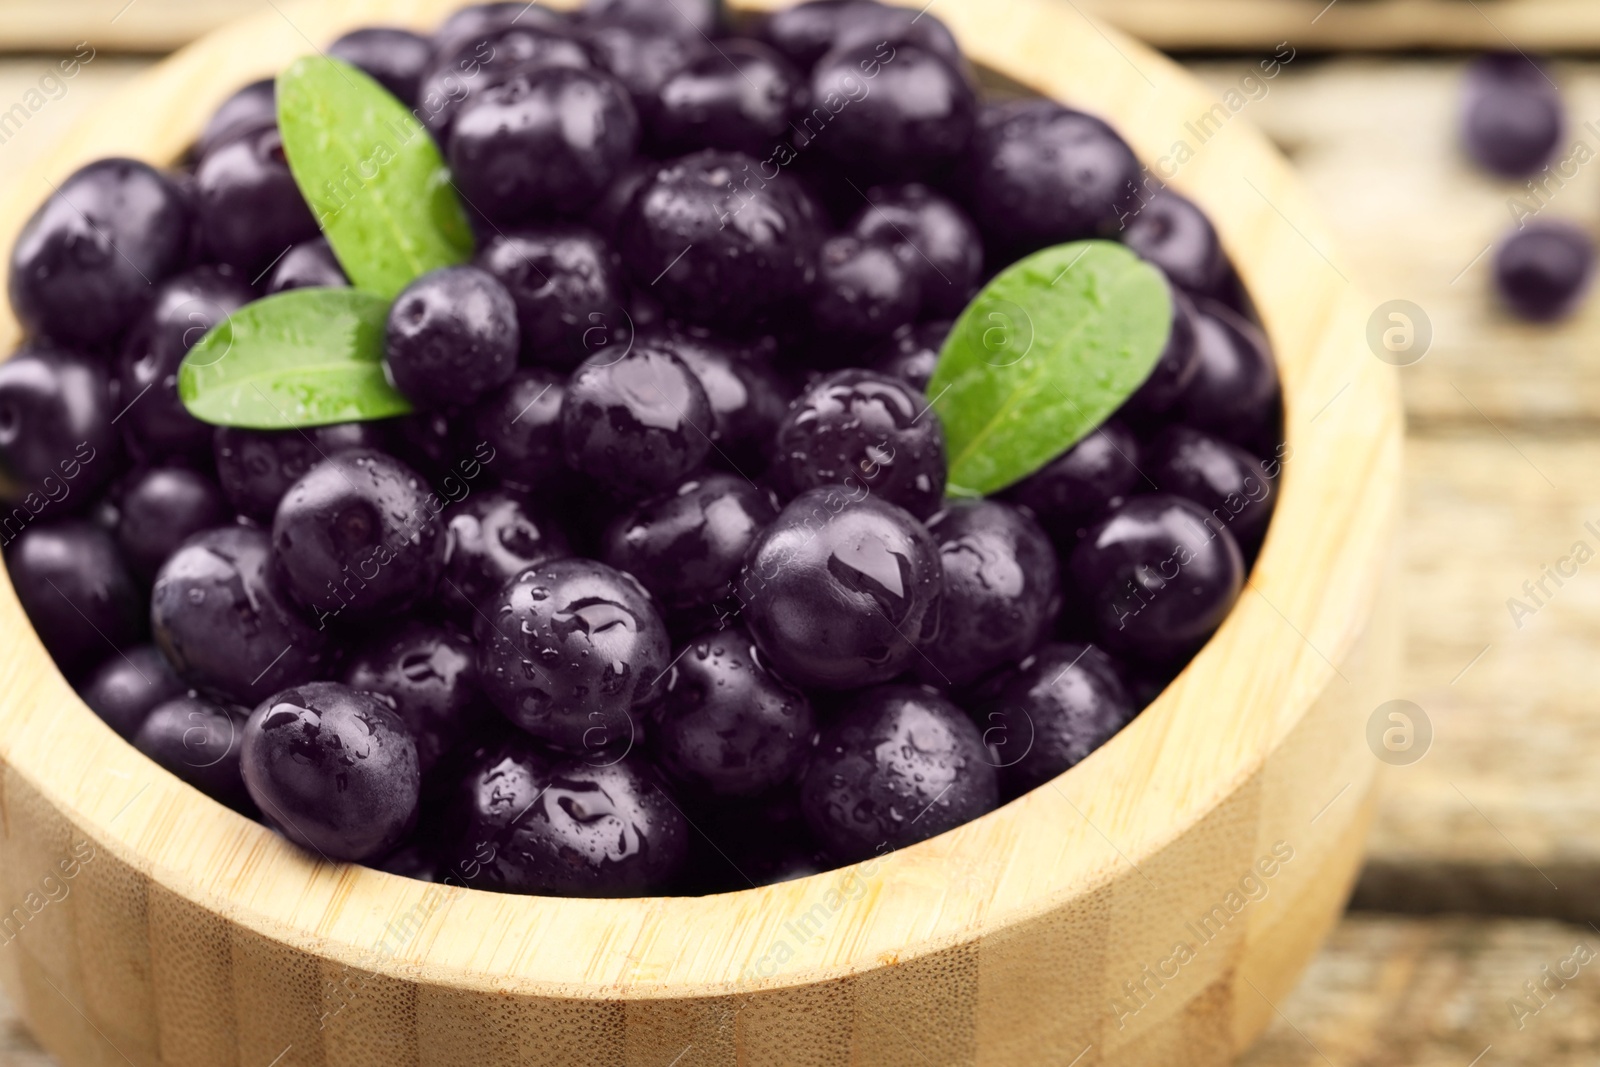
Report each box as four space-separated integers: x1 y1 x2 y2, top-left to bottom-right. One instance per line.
1357 433 1600 919
1237 915 1600 1066
0 4 1401 1066
1079 0 1600 52
0 2 268 53
12 0 1600 54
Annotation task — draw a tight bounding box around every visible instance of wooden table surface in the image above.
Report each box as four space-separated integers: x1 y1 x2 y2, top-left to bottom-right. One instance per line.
3 39 1600 1067
1215 52 1600 1064
30 0 1600 51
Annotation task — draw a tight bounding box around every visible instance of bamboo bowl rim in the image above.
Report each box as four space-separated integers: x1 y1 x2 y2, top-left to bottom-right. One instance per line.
0 0 1401 1002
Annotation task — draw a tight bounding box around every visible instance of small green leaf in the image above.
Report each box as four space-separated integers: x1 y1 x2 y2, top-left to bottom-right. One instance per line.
178 289 411 428
928 241 1172 496
277 56 472 298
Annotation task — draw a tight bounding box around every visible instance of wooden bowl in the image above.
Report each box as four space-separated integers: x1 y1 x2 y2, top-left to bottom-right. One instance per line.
0 2 1402 1064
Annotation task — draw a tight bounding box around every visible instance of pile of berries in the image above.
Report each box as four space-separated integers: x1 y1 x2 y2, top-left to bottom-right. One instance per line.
0 0 1281 895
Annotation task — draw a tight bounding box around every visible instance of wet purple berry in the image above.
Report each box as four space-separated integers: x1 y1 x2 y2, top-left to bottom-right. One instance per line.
849 184 982 316
419 20 592 139
1120 190 1226 297
150 525 331 705
810 235 922 339
913 499 1060 688
1003 419 1144 545
649 39 805 155
582 17 709 111
1147 426 1275 552
193 124 318 274
654 626 814 796
602 471 779 614
344 622 486 773
809 41 974 180
1174 300 1280 449
437 488 572 624
385 266 520 407
977 642 1136 798
1066 493 1244 664
446 738 688 895
9 158 192 346
659 329 794 473
241 681 421 862
115 466 229 581
618 150 825 328
270 449 447 623
117 265 254 462
7 520 143 677
800 683 997 863
968 100 1140 254
468 368 568 489
0 343 121 505
474 556 670 751
740 486 942 689
476 226 631 367
449 66 640 223
561 345 713 498
771 369 945 518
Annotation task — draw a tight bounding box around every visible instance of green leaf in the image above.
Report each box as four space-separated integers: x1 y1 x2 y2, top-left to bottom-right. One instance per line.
276 56 472 298
178 288 412 428
928 241 1173 496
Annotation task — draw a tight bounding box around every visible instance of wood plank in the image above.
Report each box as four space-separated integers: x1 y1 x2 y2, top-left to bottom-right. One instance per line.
1358 432 1600 919
1084 0 1600 53
1239 915 1600 1066
0 2 267 53
15 0 1600 54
